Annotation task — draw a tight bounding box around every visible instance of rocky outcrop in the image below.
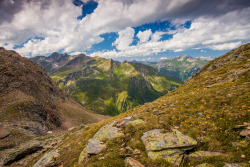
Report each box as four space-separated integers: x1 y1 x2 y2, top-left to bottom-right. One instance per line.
4 141 44 166
33 150 60 167
141 129 197 165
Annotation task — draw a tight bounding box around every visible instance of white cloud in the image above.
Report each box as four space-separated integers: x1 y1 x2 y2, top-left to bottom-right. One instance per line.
0 0 250 57
137 29 152 43
160 57 168 60
200 50 206 52
208 42 242 51
112 27 134 51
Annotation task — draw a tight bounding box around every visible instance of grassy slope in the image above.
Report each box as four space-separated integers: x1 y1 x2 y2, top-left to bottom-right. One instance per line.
50 58 183 116
25 43 250 167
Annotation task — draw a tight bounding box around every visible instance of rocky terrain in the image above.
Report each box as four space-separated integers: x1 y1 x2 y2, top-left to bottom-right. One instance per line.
31 53 183 116
0 48 109 164
151 55 209 81
1 43 249 166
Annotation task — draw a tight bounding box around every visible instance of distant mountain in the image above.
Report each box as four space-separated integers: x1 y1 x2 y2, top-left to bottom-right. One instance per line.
129 60 158 66
31 53 183 116
199 56 216 61
151 55 209 81
0 48 108 150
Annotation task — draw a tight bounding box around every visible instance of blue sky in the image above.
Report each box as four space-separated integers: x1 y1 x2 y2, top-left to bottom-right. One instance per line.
1 0 250 62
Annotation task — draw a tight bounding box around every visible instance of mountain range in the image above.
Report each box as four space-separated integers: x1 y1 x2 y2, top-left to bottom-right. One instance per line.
1 42 249 167
0 48 108 153
151 55 209 81
31 54 183 116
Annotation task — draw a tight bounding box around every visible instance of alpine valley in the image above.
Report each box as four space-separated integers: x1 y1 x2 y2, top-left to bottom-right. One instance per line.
31 54 183 116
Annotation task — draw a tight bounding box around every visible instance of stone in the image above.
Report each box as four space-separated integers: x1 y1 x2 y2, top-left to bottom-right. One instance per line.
224 163 242 167
141 129 197 151
98 157 105 160
124 157 144 167
141 129 197 166
196 163 214 167
133 149 141 155
126 146 133 153
188 151 223 160
87 139 106 154
116 119 145 128
0 129 10 140
124 116 132 120
232 142 248 147
234 125 248 129
92 121 124 141
4 141 44 166
78 147 90 164
241 154 245 158
33 150 60 167
240 129 250 137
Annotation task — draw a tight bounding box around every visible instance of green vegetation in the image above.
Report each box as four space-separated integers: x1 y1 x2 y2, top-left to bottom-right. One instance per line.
27 43 250 167
44 56 183 116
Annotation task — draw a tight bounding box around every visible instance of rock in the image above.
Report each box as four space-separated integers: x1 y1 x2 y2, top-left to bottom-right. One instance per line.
188 151 223 160
4 141 44 166
0 129 10 139
234 125 248 129
141 129 197 151
141 129 197 166
78 147 90 164
124 157 144 167
87 139 106 154
126 146 134 153
196 164 214 167
124 116 132 120
133 149 141 155
98 157 105 160
92 121 124 141
240 129 250 137
241 154 245 158
116 119 145 128
33 150 60 167
198 112 203 116
224 163 242 167
232 142 248 147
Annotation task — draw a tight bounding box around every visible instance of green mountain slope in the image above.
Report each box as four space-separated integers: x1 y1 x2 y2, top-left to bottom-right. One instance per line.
152 55 209 81
9 43 250 167
31 55 183 116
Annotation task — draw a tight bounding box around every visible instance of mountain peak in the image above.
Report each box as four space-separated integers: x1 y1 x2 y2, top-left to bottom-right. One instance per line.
173 55 194 61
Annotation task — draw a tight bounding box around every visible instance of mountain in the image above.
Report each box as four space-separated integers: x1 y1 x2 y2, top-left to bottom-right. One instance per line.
130 59 158 66
31 54 183 116
4 43 249 167
152 55 209 81
0 48 108 153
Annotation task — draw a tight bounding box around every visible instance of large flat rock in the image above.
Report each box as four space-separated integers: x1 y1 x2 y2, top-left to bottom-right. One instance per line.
141 129 197 151
33 150 60 167
87 139 106 154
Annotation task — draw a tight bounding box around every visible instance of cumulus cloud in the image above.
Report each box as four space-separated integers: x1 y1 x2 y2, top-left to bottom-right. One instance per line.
137 29 152 43
160 57 168 60
1 0 250 57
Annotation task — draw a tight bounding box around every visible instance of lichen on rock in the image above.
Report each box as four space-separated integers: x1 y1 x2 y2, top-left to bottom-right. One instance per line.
33 150 60 167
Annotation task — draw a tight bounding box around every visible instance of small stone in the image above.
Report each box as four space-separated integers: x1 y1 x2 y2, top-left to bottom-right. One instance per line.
241 154 245 158
159 121 164 124
198 112 203 116
121 143 126 147
224 163 242 167
126 146 133 153
98 157 105 160
100 141 104 144
133 149 141 155
124 116 132 120
240 129 250 137
234 125 248 129
47 131 53 134
124 157 144 167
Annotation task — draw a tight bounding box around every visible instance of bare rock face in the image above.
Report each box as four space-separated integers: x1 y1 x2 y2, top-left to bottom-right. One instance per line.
4 141 44 166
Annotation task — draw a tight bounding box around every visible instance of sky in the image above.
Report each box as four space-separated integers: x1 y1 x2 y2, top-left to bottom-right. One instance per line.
1 0 250 62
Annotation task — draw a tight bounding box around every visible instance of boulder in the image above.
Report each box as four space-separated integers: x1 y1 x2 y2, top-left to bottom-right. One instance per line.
141 129 197 151
240 129 250 137
92 121 124 141
87 139 106 154
4 141 44 166
141 129 197 166
33 150 60 167
188 151 223 160
0 129 10 140
124 157 144 167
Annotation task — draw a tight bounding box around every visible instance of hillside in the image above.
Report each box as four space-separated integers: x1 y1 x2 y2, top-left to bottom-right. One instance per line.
152 55 209 81
0 48 108 156
5 43 249 167
31 54 183 116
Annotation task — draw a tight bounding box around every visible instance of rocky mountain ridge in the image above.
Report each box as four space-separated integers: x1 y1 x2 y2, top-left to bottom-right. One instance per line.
0 48 108 160
151 55 209 81
2 43 249 166
31 53 183 116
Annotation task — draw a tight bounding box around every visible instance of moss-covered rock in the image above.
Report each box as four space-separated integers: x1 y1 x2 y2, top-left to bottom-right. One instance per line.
188 151 223 160
33 150 60 167
124 157 144 167
4 140 44 166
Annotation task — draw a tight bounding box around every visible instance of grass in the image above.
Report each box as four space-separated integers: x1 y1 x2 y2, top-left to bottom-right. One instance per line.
28 43 250 167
